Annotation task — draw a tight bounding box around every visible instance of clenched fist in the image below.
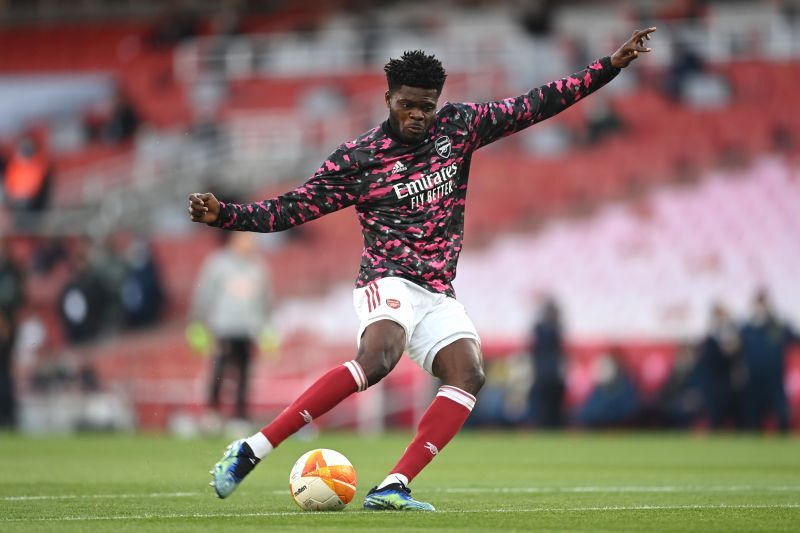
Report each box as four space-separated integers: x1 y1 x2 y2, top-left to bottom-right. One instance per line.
188 192 221 224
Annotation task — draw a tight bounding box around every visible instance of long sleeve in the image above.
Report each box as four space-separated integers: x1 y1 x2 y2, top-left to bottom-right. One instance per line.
214 147 362 232
461 56 621 150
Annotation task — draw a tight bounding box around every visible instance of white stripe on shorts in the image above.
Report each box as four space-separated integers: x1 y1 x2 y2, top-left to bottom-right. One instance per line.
365 284 374 312
365 281 380 312
344 360 368 392
437 385 476 411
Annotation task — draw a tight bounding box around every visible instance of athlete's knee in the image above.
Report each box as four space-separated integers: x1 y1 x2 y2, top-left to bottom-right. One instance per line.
439 364 484 396
433 340 485 396
355 321 405 386
460 364 485 396
356 344 401 386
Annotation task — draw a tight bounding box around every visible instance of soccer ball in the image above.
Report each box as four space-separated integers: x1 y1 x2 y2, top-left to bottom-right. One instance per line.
289 448 357 511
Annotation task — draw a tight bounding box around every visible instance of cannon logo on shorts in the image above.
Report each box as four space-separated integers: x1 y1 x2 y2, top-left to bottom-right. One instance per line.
434 136 452 159
386 299 401 309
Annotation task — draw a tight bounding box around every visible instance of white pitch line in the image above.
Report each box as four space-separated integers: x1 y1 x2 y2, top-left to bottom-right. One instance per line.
2 503 799 523
2 492 201 502
5 485 800 501
440 485 800 494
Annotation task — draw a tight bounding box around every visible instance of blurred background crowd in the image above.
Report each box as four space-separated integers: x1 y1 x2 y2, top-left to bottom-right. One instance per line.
0 0 798 436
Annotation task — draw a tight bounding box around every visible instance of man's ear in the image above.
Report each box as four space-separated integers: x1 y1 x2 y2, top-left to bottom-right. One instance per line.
385 90 392 107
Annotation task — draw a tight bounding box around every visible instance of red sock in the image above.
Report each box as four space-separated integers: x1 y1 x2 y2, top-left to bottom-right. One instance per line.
392 385 476 483
261 360 367 447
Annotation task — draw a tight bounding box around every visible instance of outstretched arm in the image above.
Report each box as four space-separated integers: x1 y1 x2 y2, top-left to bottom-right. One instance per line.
610 27 656 69
188 148 362 232
464 27 656 150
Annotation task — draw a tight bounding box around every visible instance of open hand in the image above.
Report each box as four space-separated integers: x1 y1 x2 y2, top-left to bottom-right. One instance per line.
188 192 221 224
611 27 656 69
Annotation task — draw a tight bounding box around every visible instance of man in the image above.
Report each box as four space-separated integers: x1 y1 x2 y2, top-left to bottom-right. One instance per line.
189 28 656 511
190 231 274 428
3 136 52 212
0 239 25 428
529 298 566 428
740 290 797 433
699 303 746 430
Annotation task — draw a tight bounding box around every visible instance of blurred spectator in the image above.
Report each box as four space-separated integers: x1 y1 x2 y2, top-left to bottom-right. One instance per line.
574 348 641 428
202 2 244 78
189 231 275 427
518 0 556 37
0 309 16 428
664 35 730 110
31 236 69 275
699 303 747 429
191 107 223 148
2 136 52 213
650 343 706 427
100 89 141 145
355 7 383 66
0 240 24 429
582 97 626 146
0 238 25 319
29 348 101 406
119 238 165 329
210 2 243 39
665 40 705 102
468 355 531 428
85 87 141 146
528 298 566 428
740 290 797 433
87 238 128 330
771 123 795 154
658 0 708 23
149 0 198 49
58 242 109 344
0 146 7 195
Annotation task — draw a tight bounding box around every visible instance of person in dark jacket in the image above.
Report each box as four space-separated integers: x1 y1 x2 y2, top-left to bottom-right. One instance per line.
699 303 747 429
740 290 797 433
0 239 24 428
528 298 566 428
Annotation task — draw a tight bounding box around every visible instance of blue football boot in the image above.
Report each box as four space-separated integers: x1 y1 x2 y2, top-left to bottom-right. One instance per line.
210 439 259 498
363 482 435 511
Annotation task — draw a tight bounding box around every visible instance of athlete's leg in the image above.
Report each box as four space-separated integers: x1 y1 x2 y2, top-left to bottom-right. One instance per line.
391 338 484 482
256 319 405 451
355 319 407 385
430 338 486 394
232 338 251 420
211 320 405 498
208 340 229 412
365 339 484 511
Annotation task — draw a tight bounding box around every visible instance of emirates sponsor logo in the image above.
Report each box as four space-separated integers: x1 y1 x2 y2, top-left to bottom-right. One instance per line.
386 299 401 309
392 162 458 207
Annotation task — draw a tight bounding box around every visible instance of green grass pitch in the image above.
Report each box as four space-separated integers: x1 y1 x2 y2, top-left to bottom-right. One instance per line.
1 431 798 531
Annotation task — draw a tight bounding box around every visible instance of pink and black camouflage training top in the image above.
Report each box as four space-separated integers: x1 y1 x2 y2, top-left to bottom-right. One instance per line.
213 57 620 297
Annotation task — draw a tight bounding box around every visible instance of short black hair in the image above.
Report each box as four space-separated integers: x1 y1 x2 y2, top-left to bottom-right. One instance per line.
384 50 447 94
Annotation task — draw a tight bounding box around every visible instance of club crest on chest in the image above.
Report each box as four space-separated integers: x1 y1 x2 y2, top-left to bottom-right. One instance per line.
434 136 452 159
